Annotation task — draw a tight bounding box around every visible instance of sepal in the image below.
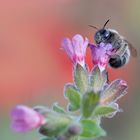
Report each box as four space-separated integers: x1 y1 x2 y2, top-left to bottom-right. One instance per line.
64 84 81 112
73 64 89 94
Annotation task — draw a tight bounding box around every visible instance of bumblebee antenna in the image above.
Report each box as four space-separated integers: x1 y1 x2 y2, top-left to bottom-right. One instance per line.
103 19 110 28
88 25 98 30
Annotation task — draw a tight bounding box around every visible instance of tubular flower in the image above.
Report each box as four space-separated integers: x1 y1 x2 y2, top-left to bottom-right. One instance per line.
61 34 89 67
11 105 46 132
90 43 113 71
100 79 128 105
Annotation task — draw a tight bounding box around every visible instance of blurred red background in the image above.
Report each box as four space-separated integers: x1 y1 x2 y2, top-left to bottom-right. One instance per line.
0 1 139 140
0 0 137 111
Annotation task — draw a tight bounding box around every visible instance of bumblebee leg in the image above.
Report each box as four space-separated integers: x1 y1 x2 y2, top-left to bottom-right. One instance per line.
106 71 109 83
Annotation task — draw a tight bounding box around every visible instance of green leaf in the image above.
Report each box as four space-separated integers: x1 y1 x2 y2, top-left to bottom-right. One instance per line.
39 113 71 137
68 104 79 112
94 105 117 117
81 91 99 118
65 84 81 111
80 120 106 138
73 64 89 93
90 66 107 93
52 103 66 114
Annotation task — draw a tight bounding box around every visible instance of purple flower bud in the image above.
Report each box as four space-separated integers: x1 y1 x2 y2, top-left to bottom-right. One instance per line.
11 105 46 132
90 43 113 71
68 124 81 135
61 34 89 67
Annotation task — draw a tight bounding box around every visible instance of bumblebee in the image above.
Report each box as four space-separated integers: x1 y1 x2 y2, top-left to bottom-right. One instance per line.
89 19 137 68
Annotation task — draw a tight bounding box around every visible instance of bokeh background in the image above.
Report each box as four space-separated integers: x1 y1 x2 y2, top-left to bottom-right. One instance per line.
0 0 140 140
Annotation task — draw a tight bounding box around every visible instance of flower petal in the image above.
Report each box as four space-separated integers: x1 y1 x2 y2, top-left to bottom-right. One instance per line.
83 37 89 53
90 43 113 71
72 34 84 48
62 34 88 67
61 38 74 60
72 34 85 56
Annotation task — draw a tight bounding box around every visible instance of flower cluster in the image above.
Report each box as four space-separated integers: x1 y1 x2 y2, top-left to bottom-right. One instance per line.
10 34 128 140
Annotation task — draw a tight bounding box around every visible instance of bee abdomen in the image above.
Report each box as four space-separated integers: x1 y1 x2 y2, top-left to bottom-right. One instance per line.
109 55 127 68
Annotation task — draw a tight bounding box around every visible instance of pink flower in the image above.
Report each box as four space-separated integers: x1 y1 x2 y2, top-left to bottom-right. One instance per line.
11 105 46 132
61 34 89 67
90 43 113 71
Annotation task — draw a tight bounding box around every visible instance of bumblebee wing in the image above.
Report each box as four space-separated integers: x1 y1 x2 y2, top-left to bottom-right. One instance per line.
129 43 138 57
124 39 138 57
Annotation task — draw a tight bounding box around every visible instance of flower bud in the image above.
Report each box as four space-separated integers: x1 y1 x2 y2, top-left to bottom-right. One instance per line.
100 79 128 105
11 105 46 132
68 123 81 136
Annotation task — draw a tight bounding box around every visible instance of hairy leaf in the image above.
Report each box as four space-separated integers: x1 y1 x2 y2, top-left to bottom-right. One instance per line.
73 64 89 93
80 120 106 138
81 91 99 118
94 105 117 117
65 84 81 111
52 103 66 114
